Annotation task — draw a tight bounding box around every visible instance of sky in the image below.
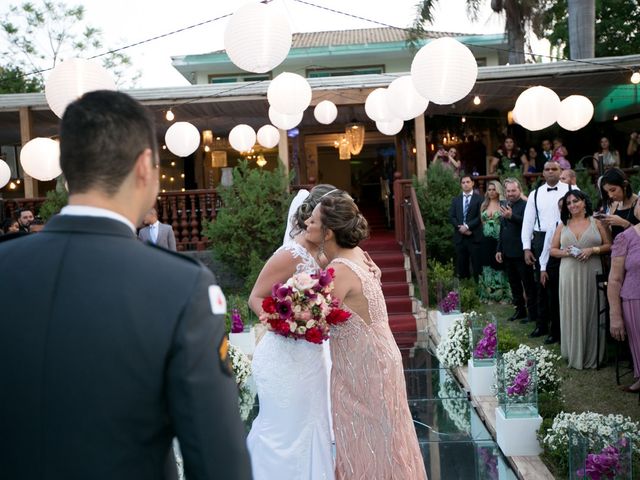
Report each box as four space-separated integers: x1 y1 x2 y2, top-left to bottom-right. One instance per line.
9 0 543 88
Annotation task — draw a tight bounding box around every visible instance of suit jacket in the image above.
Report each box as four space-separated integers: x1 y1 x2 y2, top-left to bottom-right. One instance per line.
0 215 251 480
139 222 177 251
449 192 483 244
497 198 526 258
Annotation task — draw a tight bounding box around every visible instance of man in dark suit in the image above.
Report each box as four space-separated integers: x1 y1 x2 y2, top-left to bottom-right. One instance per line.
448 174 482 279
139 207 177 251
16 207 34 233
496 178 537 323
0 91 251 480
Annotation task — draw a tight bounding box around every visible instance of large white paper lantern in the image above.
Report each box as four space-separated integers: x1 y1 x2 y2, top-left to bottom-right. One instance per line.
386 76 429 121
257 125 280 148
0 160 11 188
365 88 393 122
314 100 338 125
514 86 561 131
44 58 116 119
268 107 303 131
165 122 200 157
376 119 404 136
229 124 257 152
20 138 61 181
411 37 478 105
224 1 292 73
267 72 312 115
557 95 594 131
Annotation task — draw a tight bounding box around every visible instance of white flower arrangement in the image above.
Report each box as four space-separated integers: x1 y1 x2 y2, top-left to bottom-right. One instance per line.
501 344 561 394
228 343 252 388
542 411 640 458
238 385 257 422
436 311 473 368
438 376 471 433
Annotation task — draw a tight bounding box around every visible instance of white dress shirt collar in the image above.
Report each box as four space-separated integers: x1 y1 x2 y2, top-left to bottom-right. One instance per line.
59 205 137 234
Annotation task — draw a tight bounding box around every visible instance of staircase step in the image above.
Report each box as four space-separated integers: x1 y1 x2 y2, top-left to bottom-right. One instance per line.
385 296 414 314
382 282 411 297
368 251 405 268
380 267 409 283
361 238 399 251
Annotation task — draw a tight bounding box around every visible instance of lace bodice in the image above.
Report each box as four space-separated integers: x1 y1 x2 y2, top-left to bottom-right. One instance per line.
276 241 319 274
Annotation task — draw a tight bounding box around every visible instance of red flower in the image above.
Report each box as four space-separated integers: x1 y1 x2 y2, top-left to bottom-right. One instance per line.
277 320 292 335
262 296 277 314
304 326 324 344
326 307 350 325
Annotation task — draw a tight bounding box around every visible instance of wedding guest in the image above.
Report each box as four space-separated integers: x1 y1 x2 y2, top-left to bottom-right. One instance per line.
306 193 427 480
0 90 251 479
626 131 639 166
598 168 639 241
449 175 483 280
431 144 461 172
525 146 540 173
138 207 177 251
2 218 19 234
593 136 620 171
608 200 640 393
496 178 536 323
489 136 527 174
16 207 34 233
552 138 570 170
550 190 611 369
560 169 577 187
540 139 553 163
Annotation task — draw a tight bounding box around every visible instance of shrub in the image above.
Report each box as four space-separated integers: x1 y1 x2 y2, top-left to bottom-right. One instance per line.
39 189 68 222
576 169 600 207
459 278 481 312
204 160 293 293
427 259 455 307
497 329 520 353
629 169 640 194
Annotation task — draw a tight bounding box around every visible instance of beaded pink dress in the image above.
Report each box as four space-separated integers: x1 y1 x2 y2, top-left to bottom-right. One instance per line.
329 258 427 480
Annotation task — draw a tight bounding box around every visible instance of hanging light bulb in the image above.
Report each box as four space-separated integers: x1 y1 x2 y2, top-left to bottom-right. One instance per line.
613 115 619 121
631 71 640 84
473 96 481 105
256 154 267 167
165 109 175 121
461 117 466 123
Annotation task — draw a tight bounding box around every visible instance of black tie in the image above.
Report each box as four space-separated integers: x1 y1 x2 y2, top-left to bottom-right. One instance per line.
547 187 558 192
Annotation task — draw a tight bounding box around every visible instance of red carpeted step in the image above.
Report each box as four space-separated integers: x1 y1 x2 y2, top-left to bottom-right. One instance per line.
382 282 410 297
380 267 408 283
361 239 399 251
368 251 405 268
385 296 413 314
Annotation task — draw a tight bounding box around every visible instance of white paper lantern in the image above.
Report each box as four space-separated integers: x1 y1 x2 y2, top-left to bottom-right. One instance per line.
411 37 478 105
224 1 292 73
514 86 561 131
376 119 404 136
314 100 338 125
0 160 11 188
20 138 61 181
229 124 257 152
165 122 201 157
267 72 312 115
44 58 116 119
386 76 429 121
365 88 393 122
268 107 303 131
257 125 280 148
557 95 594 131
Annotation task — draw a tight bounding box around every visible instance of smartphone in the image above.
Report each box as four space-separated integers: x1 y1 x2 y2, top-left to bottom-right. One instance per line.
499 200 508 208
569 246 582 257
593 212 607 219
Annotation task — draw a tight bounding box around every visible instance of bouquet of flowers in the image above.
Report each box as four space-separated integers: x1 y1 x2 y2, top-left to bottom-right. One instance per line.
260 268 350 344
506 363 532 396
436 312 473 368
230 308 244 333
576 440 626 480
473 322 497 360
228 343 252 388
439 290 460 314
502 344 561 393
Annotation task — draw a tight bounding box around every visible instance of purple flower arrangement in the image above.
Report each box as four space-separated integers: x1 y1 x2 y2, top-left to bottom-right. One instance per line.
231 308 244 333
477 446 499 480
576 439 628 480
439 290 460 314
507 366 531 396
473 323 497 359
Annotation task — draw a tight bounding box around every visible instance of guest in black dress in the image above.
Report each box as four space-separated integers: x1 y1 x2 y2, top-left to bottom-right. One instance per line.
598 168 639 240
489 137 527 174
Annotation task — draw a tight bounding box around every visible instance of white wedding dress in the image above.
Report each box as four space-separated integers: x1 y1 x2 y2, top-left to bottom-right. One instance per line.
247 241 334 480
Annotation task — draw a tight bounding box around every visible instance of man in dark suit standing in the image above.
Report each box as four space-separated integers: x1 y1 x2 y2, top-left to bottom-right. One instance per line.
139 207 177 251
0 91 251 480
449 174 483 280
496 178 537 323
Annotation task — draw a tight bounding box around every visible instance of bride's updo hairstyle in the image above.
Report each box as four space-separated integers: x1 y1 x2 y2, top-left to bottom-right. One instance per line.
319 193 369 248
290 184 336 237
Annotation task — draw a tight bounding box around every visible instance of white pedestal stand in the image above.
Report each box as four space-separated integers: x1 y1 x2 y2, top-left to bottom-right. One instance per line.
495 407 543 456
229 326 256 356
436 311 464 338
467 359 496 396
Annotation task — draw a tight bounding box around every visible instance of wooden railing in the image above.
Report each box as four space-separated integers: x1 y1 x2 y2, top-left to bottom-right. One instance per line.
393 179 428 307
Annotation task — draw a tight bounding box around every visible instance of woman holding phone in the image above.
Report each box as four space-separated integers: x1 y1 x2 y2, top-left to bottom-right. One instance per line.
597 168 639 240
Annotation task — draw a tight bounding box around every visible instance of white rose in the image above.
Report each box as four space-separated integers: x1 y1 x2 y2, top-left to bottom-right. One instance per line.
293 272 316 291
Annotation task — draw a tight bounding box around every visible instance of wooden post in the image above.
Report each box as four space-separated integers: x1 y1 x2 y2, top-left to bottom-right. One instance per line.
415 114 427 180
19 107 38 198
278 129 289 177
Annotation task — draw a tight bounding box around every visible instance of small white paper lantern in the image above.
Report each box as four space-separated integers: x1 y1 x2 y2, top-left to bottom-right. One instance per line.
514 86 561 131
0 160 11 188
376 119 404 136
268 107 303 131
229 124 257 152
257 125 280 148
314 100 338 125
45 58 116 119
20 138 61 181
386 76 429 121
224 1 292 74
557 95 594 131
411 37 478 105
267 72 312 115
365 88 393 122
165 122 201 157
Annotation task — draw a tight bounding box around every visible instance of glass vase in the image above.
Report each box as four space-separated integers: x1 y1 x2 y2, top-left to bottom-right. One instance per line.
437 278 461 315
569 428 632 480
496 354 538 418
470 312 497 366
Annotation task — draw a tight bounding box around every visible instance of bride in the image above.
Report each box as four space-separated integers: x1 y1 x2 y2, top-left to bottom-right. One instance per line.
247 184 336 480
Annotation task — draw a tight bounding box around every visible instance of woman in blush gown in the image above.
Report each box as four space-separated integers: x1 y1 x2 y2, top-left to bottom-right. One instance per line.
305 193 427 480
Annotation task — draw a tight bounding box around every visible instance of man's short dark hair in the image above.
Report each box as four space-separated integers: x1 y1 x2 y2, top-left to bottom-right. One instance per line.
460 174 474 184
16 208 33 219
60 90 158 196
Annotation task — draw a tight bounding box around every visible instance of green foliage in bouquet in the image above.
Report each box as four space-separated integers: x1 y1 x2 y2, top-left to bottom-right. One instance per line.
38 188 68 222
414 162 459 264
204 160 293 293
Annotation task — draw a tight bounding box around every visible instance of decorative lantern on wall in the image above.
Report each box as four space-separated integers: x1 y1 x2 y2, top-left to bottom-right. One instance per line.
557 95 594 131
268 107 303 131
44 58 116 118
334 135 351 160
376 119 404 136
0 160 11 188
223 1 292 73
365 88 393 122
20 137 61 181
165 122 201 157
229 124 257 153
411 37 478 105
386 75 429 121
314 100 338 125
257 125 280 148
267 72 312 115
345 123 365 155
513 86 560 131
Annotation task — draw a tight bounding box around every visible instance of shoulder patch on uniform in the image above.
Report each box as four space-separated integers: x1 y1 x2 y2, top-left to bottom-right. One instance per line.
208 285 227 314
218 335 233 377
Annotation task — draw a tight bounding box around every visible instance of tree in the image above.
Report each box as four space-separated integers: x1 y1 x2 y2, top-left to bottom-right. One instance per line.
0 64 42 93
0 1 139 88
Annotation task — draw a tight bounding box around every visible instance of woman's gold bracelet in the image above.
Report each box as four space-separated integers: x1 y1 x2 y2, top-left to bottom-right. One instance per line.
593 246 601 254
